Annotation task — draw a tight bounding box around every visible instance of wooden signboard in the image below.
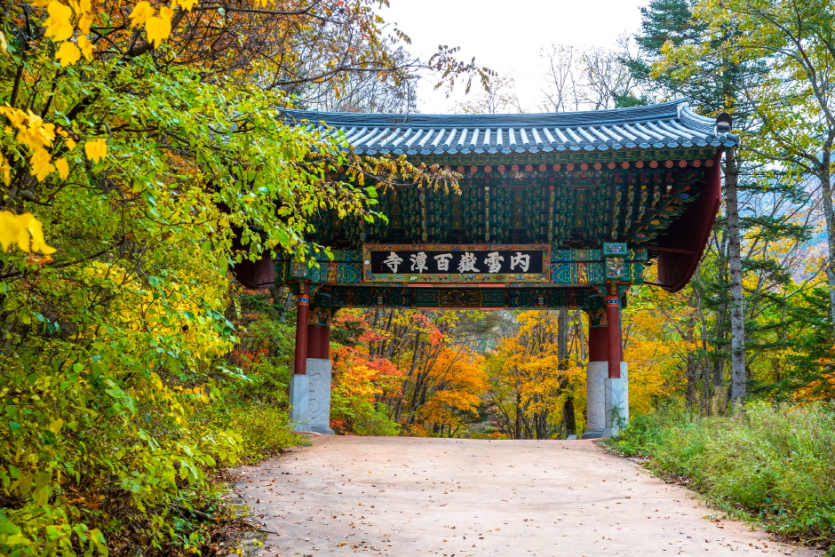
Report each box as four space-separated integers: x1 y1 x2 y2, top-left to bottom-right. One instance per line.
362 244 551 283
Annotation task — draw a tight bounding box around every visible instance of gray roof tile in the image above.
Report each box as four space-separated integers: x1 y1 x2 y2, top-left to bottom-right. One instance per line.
281 100 738 155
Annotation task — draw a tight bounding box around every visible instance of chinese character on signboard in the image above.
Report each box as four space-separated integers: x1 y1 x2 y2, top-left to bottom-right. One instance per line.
365 246 547 281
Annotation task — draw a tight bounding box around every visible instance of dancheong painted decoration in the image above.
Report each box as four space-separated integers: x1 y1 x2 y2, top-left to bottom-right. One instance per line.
235 99 737 309
230 100 739 436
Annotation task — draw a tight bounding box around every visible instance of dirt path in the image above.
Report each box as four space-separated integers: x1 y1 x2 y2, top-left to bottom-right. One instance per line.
233 436 822 556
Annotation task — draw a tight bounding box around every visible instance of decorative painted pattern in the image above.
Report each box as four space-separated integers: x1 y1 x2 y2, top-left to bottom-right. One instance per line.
278 249 646 287
311 286 601 310
311 164 708 250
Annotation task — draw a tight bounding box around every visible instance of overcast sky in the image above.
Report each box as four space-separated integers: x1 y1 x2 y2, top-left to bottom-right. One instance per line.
380 0 650 113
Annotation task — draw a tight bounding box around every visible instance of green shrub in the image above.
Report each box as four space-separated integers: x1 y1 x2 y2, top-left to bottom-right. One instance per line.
194 394 304 462
607 402 835 549
331 391 400 436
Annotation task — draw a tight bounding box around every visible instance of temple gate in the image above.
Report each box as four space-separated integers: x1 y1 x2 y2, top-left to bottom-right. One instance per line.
235 100 738 438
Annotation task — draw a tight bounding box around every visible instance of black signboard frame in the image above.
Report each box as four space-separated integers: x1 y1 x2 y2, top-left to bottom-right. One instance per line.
362 244 551 283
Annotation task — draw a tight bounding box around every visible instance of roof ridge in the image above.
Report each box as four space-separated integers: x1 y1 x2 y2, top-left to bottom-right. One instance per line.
281 100 688 128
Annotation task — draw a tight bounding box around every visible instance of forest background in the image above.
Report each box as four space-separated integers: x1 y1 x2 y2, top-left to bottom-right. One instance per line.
1 0 834 555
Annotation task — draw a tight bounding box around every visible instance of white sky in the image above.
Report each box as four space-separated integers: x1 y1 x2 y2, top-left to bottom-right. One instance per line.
380 0 650 114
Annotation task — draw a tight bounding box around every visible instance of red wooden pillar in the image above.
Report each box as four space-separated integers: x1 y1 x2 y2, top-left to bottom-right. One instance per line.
588 325 609 362
294 282 310 375
307 312 331 360
606 284 622 379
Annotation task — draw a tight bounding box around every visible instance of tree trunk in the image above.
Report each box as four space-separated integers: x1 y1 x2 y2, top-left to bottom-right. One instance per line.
576 311 587 361
557 309 575 436
817 159 835 340
685 354 697 411
558 309 569 368
725 149 747 405
514 391 523 440
563 397 576 436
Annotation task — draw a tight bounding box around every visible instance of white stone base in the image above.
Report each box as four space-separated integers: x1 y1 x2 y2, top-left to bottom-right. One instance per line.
604 363 629 438
289 373 311 432
586 362 608 433
289 359 334 434
307 358 334 435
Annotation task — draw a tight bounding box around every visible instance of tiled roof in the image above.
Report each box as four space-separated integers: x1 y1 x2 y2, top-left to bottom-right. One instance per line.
281 100 739 156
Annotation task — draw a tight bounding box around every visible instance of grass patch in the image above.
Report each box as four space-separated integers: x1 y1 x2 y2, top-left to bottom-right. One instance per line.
606 401 835 552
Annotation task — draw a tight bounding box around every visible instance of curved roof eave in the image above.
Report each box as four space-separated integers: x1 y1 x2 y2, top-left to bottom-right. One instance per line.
280 100 739 156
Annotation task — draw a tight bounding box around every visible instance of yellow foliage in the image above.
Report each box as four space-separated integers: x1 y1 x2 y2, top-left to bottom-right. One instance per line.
29 147 54 180
622 282 698 415
417 346 486 428
77 35 94 60
56 39 81 66
176 0 197 11
129 1 155 26
0 155 10 184
78 13 92 34
0 106 57 151
146 9 173 48
80 259 233 361
490 311 585 436
44 1 74 42
0 211 57 254
55 157 70 179
84 138 107 162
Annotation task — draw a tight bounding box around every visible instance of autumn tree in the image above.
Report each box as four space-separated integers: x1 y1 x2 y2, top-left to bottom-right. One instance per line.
486 311 584 439
673 0 835 345
0 0 489 553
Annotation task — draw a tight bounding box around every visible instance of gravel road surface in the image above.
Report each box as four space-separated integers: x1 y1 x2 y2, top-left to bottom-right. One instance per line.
232 436 822 557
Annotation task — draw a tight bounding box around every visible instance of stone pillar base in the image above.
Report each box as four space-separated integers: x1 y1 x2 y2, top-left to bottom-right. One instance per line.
289 373 311 432
307 358 334 435
604 363 629 438
586 361 607 434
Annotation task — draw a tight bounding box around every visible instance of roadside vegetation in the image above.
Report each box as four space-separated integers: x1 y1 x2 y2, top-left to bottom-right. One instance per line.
605 403 835 553
0 0 484 554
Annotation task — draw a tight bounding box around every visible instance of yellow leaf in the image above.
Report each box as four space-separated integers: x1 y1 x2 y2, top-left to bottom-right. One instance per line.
0 108 58 151
0 212 28 251
84 138 107 163
30 148 54 181
55 40 81 67
0 211 56 254
65 136 77 151
0 156 9 185
78 35 93 60
129 1 155 27
78 0 90 14
27 216 57 254
145 14 172 47
0 107 24 129
48 418 64 434
44 1 74 42
78 14 92 34
55 157 69 179
176 0 198 11
0 31 7 53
